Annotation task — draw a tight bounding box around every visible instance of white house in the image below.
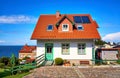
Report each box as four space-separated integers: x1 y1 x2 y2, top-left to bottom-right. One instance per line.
31 11 101 65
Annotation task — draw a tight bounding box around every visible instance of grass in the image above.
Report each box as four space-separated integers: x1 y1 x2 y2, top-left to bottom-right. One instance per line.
0 68 31 78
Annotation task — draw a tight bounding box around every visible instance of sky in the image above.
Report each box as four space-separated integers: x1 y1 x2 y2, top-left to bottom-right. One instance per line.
0 0 120 45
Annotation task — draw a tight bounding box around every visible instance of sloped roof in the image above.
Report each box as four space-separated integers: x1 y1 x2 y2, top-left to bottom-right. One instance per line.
19 44 36 53
31 13 101 40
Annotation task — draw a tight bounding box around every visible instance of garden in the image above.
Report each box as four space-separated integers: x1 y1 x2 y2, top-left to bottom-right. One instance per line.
0 55 34 78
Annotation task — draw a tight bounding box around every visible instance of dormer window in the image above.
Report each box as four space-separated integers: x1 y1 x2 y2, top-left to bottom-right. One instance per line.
47 25 53 31
62 24 69 31
77 25 83 30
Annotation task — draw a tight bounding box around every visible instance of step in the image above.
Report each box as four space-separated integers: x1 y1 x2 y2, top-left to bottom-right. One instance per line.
44 61 53 66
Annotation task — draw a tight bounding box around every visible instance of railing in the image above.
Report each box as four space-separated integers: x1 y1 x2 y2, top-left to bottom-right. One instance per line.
11 53 45 75
91 59 119 65
35 54 45 66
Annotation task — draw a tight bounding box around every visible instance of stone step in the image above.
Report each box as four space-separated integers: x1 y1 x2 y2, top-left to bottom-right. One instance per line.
44 61 53 66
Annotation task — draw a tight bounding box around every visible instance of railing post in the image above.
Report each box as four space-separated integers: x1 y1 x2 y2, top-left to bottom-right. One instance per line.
92 48 95 65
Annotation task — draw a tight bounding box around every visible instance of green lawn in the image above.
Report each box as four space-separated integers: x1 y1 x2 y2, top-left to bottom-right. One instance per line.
0 68 30 78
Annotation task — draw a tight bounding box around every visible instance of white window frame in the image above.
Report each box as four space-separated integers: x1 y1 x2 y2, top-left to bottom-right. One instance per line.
78 43 86 55
62 24 69 31
61 43 70 55
47 24 53 31
77 25 83 30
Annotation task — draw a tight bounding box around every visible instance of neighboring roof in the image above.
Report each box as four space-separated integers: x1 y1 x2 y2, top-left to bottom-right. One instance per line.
101 48 120 51
113 45 120 48
31 13 101 40
19 44 36 53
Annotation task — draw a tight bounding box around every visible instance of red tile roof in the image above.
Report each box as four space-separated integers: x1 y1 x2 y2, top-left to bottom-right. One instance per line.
19 44 36 53
31 13 101 40
101 48 119 51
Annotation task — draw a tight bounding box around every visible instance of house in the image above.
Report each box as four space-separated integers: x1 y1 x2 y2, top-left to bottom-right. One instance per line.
101 48 118 60
103 43 113 48
31 11 101 65
19 44 36 60
95 48 119 64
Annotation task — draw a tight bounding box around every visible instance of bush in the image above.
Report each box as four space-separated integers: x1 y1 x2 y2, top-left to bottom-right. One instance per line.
55 58 63 65
0 57 10 65
0 63 5 68
117 60 120 64
22 56 30 60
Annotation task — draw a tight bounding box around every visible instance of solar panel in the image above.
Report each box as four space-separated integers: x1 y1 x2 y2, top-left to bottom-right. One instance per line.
47 25 53 30
73 16 82 23
82 16 91 23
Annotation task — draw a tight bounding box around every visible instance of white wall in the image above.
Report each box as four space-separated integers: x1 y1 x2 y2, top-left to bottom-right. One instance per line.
102 50 118 60
37 39 94 60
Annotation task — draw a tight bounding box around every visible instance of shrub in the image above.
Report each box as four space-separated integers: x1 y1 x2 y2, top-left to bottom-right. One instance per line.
117 60 120 64
55 58 63 65
22 56 30 60
0 63 5 68
0 57 10 65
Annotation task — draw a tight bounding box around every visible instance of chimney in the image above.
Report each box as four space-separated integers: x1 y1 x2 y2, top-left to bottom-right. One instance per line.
56 11 60 18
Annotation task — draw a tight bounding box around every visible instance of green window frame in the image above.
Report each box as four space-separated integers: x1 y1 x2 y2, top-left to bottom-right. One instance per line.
78 43 86 55
61 43 70 55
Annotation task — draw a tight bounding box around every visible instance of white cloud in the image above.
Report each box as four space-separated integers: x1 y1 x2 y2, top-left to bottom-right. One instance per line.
0 40 5 43
102 32 120 42
0 15 38 24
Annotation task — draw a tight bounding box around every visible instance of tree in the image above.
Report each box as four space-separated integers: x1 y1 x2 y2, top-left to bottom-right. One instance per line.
95 39 107 45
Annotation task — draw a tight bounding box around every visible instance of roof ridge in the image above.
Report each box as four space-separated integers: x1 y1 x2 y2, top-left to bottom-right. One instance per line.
41 14 90 15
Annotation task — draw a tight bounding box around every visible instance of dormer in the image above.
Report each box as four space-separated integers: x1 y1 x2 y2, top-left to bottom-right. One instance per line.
56 15 75 32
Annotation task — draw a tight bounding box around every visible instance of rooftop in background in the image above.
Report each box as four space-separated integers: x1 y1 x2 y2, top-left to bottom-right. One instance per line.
19 44 36 53
31 11 101 40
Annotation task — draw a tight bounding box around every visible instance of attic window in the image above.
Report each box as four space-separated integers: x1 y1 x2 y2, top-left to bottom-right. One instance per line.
47 25 53 31
77 25 83 30
62 24 69 31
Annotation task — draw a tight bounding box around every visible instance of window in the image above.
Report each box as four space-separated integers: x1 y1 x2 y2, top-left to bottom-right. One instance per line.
47 25 53 31
73 16 91 24
77 25 83 30
78 43 86 55
46 46 52 53
62 24 69 31
62 43 70 55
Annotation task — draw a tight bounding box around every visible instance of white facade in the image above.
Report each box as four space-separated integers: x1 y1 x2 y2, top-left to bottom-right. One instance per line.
102 51 118 60
37 39 94 60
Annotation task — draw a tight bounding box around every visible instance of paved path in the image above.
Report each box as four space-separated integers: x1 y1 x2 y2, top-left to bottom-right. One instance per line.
24 66 120 78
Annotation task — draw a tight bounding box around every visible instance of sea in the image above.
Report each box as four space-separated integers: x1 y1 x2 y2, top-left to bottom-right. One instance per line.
0 46 23 58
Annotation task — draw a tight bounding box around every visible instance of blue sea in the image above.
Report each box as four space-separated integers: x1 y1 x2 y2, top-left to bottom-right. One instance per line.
0 46 23 58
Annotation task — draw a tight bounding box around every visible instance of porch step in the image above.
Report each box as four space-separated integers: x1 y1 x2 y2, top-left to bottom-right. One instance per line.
44 61 54 66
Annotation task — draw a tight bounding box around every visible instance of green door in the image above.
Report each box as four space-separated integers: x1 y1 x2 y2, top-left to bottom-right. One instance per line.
45 43 53 61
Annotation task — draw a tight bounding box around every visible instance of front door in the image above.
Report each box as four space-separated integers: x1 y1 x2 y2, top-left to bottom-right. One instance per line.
45 43 53 61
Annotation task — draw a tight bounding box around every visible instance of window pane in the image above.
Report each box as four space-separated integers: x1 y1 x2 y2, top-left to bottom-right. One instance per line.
47 25 53 30
62 43 69 55
78 26 83 30
47 46 52 53
78 43 86 55
63 24 68 31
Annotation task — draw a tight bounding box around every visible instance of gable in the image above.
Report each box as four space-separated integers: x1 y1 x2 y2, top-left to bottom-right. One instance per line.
58 18 73 32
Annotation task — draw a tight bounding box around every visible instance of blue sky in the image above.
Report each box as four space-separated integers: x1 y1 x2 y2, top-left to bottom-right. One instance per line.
0 0 120 45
